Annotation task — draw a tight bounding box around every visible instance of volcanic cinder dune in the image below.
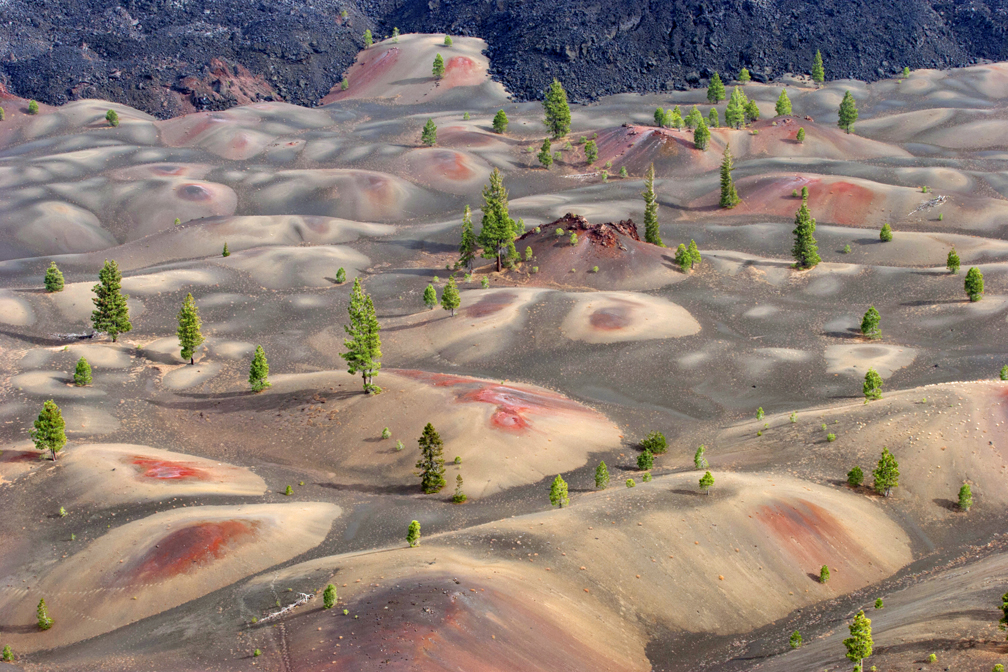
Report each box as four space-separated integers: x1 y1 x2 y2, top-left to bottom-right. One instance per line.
1 33 1008 672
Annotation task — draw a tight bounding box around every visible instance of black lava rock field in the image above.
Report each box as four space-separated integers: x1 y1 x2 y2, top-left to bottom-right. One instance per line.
1 0 1006 116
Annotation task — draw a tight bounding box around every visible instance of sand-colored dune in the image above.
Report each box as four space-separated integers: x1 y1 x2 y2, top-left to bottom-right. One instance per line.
560 290 700 344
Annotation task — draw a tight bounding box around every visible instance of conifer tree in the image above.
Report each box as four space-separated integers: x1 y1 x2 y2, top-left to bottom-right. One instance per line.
738 67 751 83
744 99 760 124
452 474 467 503
421 118 437 146
176 292 204 364
543 79 571 138
637 449 654 471
694 445 708 470
407 520 421 547
444 35 453 46
416 422 446 493
654 107 667 128
28 100 39 114
796 127 805 143
91 260 131 341
820 565 830 583
958 483 972 511
477 168 521 271
789 630 802 649
106 109 119 127
441 276 460 316
707 72 726 103
719 144 740 208
860 305 881 340
688 239 701 268
458 205 477 271
342 277 382 393
791 200 820 268
708 107 719 128
584 139 598 164
843 610 873 671
693 118 710 150
538 138 553 168
965 266 984 302
775 89 792 116
685 106 703 129
838 91 858 134
946 248 960 274
1 644 11 661
335 267 346 284
492 109 508 134
74 357 92 386
999 591 1008 637
391 27 399 42
31 400 66 461
36 598 53 630
863 367 883 401
641 430 667 454
423 284 437 309
725 87 747 129
699 470 714 495
432 54 445 79
642 163 663 245
873 447 899 497
248 345 270 392
363 29 372 48
675 244 691 272
879 222 893 242
811 50 825 86
44 261 64 292
323 584 337 609
595 461 609 489
549 474 569 507
222 242 230 257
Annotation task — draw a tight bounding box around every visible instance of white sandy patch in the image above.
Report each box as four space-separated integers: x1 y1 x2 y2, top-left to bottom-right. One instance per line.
121 268 223 295
743 304 779 319
10 370 104 398
162 362 222 390
824 343 918 378
222 245 369 289
560 291 700 344
207 339 255 360
50 281 145 326
0 290 34 326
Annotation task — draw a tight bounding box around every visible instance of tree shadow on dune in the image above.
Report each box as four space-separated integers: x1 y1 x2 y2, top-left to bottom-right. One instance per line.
315 481 419 496
932 497 961 512
0 326 90 347
822 328 863 340
900 299 963 307
147 387 358 413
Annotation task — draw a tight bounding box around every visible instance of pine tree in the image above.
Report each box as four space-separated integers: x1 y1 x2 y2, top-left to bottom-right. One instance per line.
811 50 825 86
458 206 477 271
685 106 703 129
222 242 230 257
654 107 667 128
31 400 66 461
432 54 445 80
675 244 691 272
707 72 726 103
641 430 667 454
642 163 663 246
444 35 453 46
873 447 899 496
106 109 119 127
542 79 571 138
176 293 204 364
44 261 64 292
699 470 714 495
796 127 805 143
719 144 740 208
848 465 864 487
492 109 508 134
415 423 446 493
421 118 437 146
452 474 467 503
595 461 609 489
775 89 792 116
860 306 881 340
820 565 830 583
725 87 747 129
946 248 960 274
863 367 883 401
999 592 1008 637
838 91 859 134
248 345 270 392
342 277 382 393
843 610 873 671
476 168 521 271
36 598 53 630
28 100 39 114
323 584 337 609
965 266 984 302
335 267 346 284
423 284 437 309
637 449 654 471
791 201 821 268
407 520 421 547
74 357 92 386
693 119 710 150
441 276 460 316
549 474 569 507
688 240 701 268
538 138 553 168
738 67 751 83
744 100 760 124
91 260 131 341
789 630 802 649
879 223 893 242
694 445 709 470
363 29 372 48
391 27 399 42
708 107 719 128
958 483 972 511
584 139 598 164
1 644 11 661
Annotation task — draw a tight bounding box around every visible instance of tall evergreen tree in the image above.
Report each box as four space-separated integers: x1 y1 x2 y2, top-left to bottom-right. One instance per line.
248 345 270 392
811 50 825 86
843 610 873 671
74 357 92 386
685 106 703 129
176 293 204 364
791 201 821 268
694 445 708 469
421 118 437 146
342 277 382 393
707 72 726 103
946 248 960 274
675 244 691 272
595 461 610 489
860 306 881 340
441 276 460 316
744 99 760 124
31 400 66 461
584 139 598 165
91 260 131 342
965 266 984 302
708 107 719 128
693 119 710 150
838 91 859 134
958 483 972 511
363 29 372 48
542 79 571 138
688 239 701 268
36 598 53 630
476 168 521 271
492 109 508 134
432 54 445 80
654 107 667 128
738 67 751 83
863 367 883 401
725 87 747 129
44 261 64 292
796 127 806 143
699 470 715 495
416 422 446 493
538 137 553 168
458 205 477 271
719 144 740 208
423 284 437 309
775 89 792 116
549 474 569 507
642 163 663 246
407 520 421 547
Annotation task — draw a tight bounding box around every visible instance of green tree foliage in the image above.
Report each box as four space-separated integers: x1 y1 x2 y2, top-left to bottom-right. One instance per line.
707 72 726 103
688 240 701 268
848 465 864 487
477 168 521 271
838 91 859 133
452 473 467 503
335 267 346 284
341 77 349 91
391 27 399 42
1002 365 1008 381
820 565 830 583
708 107 719 128
492 109 508 134
543 79 571 138
28 100 39 114
91 260 131 341
641 431 667 454
667 107 683 129
595 461 609 489
74 357 92 386
584 139 598 165
791 200 821 269
44 261 64 292
902 66 911 78
693 119 710 151
875 598 884 609
863 368 883 401
444 35 453 46
965 266 984 302
995 665 1005 672
342 278 382 393
619 166 628 178
756 407 765 420
843 610 873 671
811 50 825 85
105 109 119 127
421 118 437 146
1000 591 1008 639
569 232 578 246
407 520 421 547
796 127 805 143
738 67 751 83
642 164 663 245
873 447 899 497
879 222 893 242
685 106 703 129
323 584 337 609
37 598 52 630
775 89 792 116
549 474 569 507
248 345 271 392
423 284 437 309
176 293 204 364
637 449 654 471
538 138 553 168
363 29 372 47
694 445 709 470
789 630 802 649
0 107 5 121
654 107 666 128
222 242 230 257
1 644 11 661
861 306 881 340
958 483 973 511
725 87 747 129
32 400 66 461
699 470 714 495
441 277 460 316
720 144 740 208
432 54 445 79
675 244 691 272
416 423 446 493
946 248 960 274
458 206 477 271
744 99 760 124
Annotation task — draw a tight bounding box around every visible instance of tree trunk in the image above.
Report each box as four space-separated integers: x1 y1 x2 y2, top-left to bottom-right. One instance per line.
496 249 501 272
190 356 194 365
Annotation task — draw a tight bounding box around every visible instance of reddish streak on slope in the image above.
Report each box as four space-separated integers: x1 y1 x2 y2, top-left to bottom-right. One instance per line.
0 450 40 463
131 456 209 481
812 180 875 226
428 150 474 181
589 305 632 331
125 520 259 584
321 47 400 103
442 56 482 87
465 291 516 318
756 499 869 573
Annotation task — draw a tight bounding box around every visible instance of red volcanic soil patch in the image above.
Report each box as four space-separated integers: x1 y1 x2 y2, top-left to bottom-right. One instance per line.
0 449 40 463
464 291 517 318
595 125 696 174
122 520 259 585
442 56 482 87
755 499 870 571
428 150 474 181
589 305 632 331
176 183 215 202
322 47 400 103
700 174 878 225
438 126 496 148
129 456 209 481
